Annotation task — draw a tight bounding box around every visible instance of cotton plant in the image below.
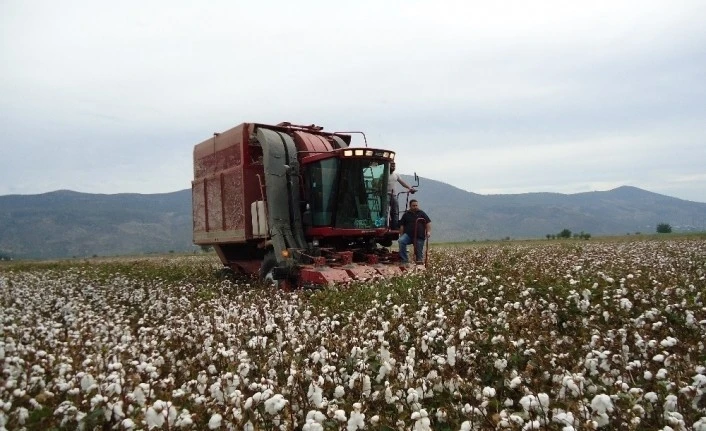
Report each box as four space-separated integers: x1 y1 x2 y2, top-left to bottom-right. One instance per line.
1 240 706 429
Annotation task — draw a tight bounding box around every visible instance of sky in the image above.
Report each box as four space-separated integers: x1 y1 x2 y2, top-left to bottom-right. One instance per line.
2 0 705 202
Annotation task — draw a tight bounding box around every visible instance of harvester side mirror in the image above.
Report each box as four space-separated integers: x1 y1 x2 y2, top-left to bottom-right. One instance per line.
414 172 419 187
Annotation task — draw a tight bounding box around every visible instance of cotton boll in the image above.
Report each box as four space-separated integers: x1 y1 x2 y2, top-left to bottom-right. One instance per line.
482 387 496 398
208 413 222 429
145 406 165 429
334 410 347 422
347 405 365 431
412 409 431 431
264 394 287 415
693 417 706 431
590 394 613 417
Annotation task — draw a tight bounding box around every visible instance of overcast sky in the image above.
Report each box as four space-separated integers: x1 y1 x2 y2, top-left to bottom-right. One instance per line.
2 1 705 202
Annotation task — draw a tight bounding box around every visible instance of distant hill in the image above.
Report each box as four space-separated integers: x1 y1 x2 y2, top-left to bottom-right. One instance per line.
1 180 705 259
0 190 193 259
405 177 706 242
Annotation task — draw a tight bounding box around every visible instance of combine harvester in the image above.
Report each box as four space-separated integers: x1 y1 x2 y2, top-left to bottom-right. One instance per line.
192 122 424 289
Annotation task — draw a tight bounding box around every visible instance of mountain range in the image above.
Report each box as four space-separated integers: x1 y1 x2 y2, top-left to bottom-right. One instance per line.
1 177 705 259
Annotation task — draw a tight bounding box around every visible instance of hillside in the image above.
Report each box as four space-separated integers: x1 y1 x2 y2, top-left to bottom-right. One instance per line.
1 180 705 259
407 178 706 242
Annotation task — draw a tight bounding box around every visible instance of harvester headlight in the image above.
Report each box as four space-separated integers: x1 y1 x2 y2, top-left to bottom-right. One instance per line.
383 151 389 158
312 239 320 246
390 153 395 160
343 149 353 157
354 149 364 156
281 249 290 258
365 150 373 156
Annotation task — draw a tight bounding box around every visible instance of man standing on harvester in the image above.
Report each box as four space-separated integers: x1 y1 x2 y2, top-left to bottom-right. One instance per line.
388 161 416 229
398 199 431 264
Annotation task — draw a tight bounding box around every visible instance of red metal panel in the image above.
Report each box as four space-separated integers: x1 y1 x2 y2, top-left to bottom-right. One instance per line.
293 131 335 152
192 181 206 233
374 264 405 278
307 227 389 237
206 177 222 231
299 267 353 286
222 169 245 231
342 264 380 281
193 124 245 180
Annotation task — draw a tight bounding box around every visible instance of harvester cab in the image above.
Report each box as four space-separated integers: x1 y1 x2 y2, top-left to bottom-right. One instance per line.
192 122 421 288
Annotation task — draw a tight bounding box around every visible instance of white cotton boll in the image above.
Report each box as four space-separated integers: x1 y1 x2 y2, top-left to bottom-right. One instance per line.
653 354 665 362
644 392 659 403
334 410 347 422
504 398 514 407
176 410 194 428
264 394 287 415
591 394 613 426
208 364 217 375
482 387 496 398
205 413 223 429
334 386 345 399
664 394 678 412
495 359 507 371
447 346 456 367
660 337 678 348
656 368 668 380
362 376 371 397
302 419 324 431
520 395 539 412
693 417 706 431
413 412 431 430
122 418 136 429
523 420 541 430
306 410 326 424
16 407 28 425
308 382 324 408
80 374 97 393
347 410 365 431
131 387 146 407
145 407 165 429
538 393 550 408
508 376 522 389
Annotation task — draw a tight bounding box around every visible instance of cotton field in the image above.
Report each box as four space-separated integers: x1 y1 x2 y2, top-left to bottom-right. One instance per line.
1 238 706 430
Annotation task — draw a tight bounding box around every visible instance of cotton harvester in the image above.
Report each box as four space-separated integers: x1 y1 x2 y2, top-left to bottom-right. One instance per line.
192 122 421 288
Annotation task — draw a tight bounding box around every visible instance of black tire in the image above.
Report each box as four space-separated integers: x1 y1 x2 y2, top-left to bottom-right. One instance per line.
217 267 236 282
259 252 278 286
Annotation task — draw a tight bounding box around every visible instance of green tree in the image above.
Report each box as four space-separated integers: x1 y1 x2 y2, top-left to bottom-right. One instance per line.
656 223 672 233
557 229 572 239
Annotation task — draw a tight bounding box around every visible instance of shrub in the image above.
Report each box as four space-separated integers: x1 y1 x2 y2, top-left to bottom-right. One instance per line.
656 223 672 233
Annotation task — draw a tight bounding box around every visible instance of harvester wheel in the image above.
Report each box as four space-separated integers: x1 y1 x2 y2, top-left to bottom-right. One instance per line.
259 252 278 286
217 267 236 282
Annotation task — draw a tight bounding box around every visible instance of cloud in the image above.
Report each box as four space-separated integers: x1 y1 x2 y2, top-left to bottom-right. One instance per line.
1 0 705 202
